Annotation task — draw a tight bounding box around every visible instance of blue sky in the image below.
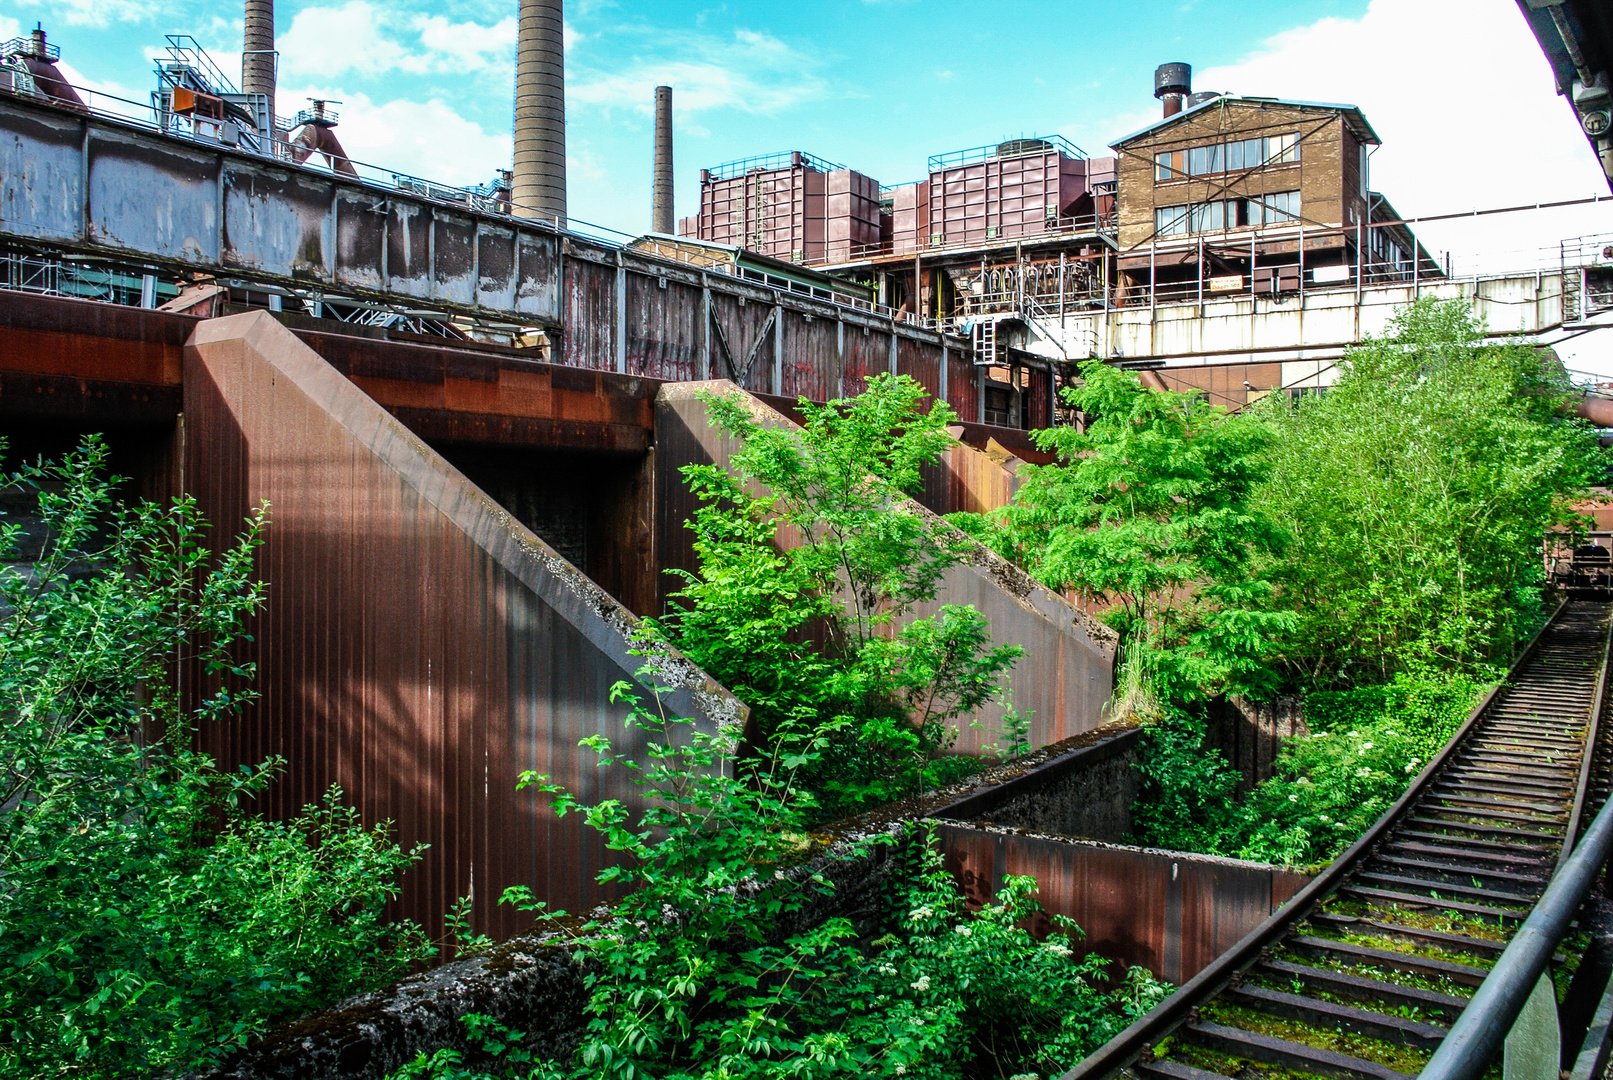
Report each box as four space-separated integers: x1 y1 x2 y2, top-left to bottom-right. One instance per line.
14 0 1613 365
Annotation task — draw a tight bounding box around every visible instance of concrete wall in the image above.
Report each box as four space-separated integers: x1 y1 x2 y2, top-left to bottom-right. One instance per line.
182 312 745 942
941 726 1144 842
653 380 1117 754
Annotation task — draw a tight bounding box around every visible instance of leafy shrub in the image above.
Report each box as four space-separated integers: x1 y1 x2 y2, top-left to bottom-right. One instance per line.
1130 674 1479 867
1255 298 1602 684
0 437 430 1077
396 673 1163 1080
955 358 1290 702
654 375 1021 818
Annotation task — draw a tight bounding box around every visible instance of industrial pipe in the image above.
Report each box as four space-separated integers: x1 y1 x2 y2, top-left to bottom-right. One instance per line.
1580 393 1613 428
242 0 276 139
1417 788 1613 1080
512 0 567 226
652 85 673 234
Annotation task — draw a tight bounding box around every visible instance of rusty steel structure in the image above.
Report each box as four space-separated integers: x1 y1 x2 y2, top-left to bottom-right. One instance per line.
940 824 1309 987
181 312 744 941
0 88 1010 421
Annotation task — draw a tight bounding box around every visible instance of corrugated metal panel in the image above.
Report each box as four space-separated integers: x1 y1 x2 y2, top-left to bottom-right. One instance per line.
938 824 1311 984
562 255 616 370
839 325 889 398
623 272 701 381
947 352 979 423
182 312 743 944
895 337 939 407
779 310 837 402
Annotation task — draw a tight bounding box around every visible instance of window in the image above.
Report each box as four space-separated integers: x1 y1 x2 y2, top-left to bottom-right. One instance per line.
1156 204 1192 236
1154 133 1301 182
1152 191 1301 238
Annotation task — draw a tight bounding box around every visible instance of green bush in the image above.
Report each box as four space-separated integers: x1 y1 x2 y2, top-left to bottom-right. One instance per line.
395 674 1164 1080
0 437 430 1077
1254 298 1602 684
1130 674 1480 867
654 375 1021 818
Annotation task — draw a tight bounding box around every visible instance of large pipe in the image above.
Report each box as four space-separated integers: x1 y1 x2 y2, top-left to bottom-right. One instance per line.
242 0 276 139
512 0 567 227
651 85 673 234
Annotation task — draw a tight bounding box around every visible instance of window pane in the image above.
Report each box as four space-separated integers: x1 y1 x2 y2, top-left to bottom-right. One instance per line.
1155 152 1173 181
1188 146 1207 175
1207 144 1224 173
1226 140 1244 172
1156 205 1189 236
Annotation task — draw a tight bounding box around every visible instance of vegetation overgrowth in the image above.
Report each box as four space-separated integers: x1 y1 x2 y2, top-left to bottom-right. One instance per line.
959 298 1604 866
651 375 1024 819
0 437 432 1078
393 676 1165 1080
8 296 1603 1076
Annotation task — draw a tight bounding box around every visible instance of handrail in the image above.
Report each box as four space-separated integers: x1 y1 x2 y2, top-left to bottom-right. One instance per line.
1419 776 1613 1080
1058 601 1569 1080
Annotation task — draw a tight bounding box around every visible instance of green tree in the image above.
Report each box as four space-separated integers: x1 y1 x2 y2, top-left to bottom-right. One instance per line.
0 436 431 1077
654 374 1021 815
1256 298 1603 684
959 359 1290 700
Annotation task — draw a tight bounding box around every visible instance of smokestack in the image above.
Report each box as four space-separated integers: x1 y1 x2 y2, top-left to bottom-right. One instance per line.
242 0 276 139
651 85 673 234
512 0 567 227
1155 62 1191 119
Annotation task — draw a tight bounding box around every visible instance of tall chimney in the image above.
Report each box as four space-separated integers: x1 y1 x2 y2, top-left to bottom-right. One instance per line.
651 85 673 234
242 0 276 139
1155 62 1191 119
512 0 567 226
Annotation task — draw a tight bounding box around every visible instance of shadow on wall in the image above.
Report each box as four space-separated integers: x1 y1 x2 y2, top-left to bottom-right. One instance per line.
651 379 1118 756
180 312 746 944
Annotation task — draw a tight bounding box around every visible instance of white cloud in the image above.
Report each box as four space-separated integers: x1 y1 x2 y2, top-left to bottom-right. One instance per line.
279 2 517 80
569 27 827 117
279 84 511 188
13 0 150 28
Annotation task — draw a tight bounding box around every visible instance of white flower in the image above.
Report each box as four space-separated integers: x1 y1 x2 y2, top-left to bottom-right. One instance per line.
908 906 934 923
1405 762 1417 774
1044 941 1073 958
1288 793 1299 802
954 925 972 937
910 975 931 992
1356 767 1372 778
1361 742 1375 751
895 1067 907 1077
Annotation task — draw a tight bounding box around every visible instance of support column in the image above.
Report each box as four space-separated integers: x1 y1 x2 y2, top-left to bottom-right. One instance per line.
772 302 784 396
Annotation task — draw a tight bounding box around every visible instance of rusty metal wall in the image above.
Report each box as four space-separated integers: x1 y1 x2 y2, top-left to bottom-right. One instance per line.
938 824 1311 986
181 312 744 944
562 254 616 370
896 337 940 407
654 382 1118 755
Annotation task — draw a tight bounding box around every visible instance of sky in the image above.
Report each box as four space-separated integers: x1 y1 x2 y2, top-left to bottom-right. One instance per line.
14 0 1613 368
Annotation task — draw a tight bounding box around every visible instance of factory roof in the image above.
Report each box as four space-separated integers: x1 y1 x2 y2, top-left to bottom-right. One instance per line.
1110 95 1382 150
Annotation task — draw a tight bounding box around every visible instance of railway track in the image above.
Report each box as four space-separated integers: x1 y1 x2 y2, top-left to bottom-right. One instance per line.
1067 600 1613 1080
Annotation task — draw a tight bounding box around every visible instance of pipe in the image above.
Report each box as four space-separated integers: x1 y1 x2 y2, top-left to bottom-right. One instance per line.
1419 784 1613 1080
651 85 673 234
1580 394 1613 428
242 0 276 140
512 0 567 227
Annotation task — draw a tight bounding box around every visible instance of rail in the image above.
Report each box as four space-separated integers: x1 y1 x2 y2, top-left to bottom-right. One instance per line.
1061 599 1613 1080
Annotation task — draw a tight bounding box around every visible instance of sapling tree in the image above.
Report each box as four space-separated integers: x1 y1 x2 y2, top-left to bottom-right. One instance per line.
654 374 1022 815
958 359 1290 701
